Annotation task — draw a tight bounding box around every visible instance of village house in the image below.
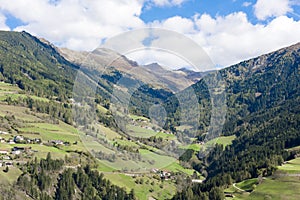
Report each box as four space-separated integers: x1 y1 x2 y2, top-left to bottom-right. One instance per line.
12 150 21 155
0 150 9 155
4 161 13 167
50 140 64 145
0 130 9 134
14 135 24 143
0 137 5 143
8 139 15 144
0 150 8 155
160 170 171 180
2 155 11 160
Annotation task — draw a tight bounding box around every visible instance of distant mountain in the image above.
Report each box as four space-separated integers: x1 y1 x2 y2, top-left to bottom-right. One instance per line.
60 48 203 92
174 67 210 83
0 31 176 117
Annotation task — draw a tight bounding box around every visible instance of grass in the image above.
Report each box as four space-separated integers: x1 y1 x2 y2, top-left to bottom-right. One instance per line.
82 138 114 154
127 125 157 138
129 114 149 121
8 143 69 159
225 157 300 200
98 124 121 140
249 176 300 200
206 135 236 147
155 131 176 140
99 148 177 172
18 122 80 142
278 157 300 173
115 138 139 147
179 143 201 151
0 104 42 122
97 104 108 113
236 178 258 191
179 135 236 152
104 173 176 200
164 162 200 176
104 173 135 191
0 166 23 185
97 160 116 172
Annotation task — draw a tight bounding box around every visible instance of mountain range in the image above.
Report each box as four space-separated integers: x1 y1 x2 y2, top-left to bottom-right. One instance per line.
0 30 299 200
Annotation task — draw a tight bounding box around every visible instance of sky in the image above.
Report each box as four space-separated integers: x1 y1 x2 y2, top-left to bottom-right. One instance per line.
0 0 300 70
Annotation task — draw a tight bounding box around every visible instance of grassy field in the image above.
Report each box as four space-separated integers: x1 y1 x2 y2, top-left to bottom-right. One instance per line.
236 178 258 191
97 104 108 113
129 114 149 121
99 148 177 172
0 82 48 102
104 173 176 200
155 131 176 140
164 162 200 176
249 176 300 200
278 157 300 173
179 143 201 151
0 166 23 185
18 122 81 143
115 138 139 147
98 124 121 140
0 82 204 200
225 157 300 199
0 104 42 122
127 125 157 138
179 135 236 152
206 135 236 147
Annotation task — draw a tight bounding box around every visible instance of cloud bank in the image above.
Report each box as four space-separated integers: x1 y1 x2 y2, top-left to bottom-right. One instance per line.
0 0 299 69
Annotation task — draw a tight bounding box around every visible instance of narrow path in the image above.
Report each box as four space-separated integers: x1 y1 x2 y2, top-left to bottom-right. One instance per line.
233 183 246 192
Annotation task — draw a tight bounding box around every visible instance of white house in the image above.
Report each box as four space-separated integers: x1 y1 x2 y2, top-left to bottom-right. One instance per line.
0 150 8 155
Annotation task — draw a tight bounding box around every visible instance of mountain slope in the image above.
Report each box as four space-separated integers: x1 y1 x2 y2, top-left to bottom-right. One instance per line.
171 43 300 199
164 42 300 134
59 47 202 92
0 31 78 101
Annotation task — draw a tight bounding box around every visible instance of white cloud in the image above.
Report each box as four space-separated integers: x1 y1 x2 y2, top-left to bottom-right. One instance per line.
0 0 299 70
0 0 145 50
142 12 300 68
0 13 10 31
150 16 195 34
148 0 186 7
254 0 292 20
194 12 300 67
242 2 252 7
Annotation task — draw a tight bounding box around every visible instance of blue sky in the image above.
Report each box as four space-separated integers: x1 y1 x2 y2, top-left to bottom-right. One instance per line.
141 0 256 22
0 0 300 69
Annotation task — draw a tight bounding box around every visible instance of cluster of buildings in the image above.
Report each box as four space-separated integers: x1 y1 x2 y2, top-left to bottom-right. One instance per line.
151 168 172 180
0 135 41 145
0 146 33 167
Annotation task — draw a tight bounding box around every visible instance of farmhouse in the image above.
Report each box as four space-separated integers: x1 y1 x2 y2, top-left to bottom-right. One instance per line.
12 150 21 155
2 155 11 160
14 135 24 143
0 130 9 134
160 170 171 180
8 139 15 144
0 150 8 155
4 161 13 167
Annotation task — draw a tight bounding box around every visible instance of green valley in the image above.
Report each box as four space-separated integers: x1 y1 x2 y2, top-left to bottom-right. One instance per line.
0 30 299 200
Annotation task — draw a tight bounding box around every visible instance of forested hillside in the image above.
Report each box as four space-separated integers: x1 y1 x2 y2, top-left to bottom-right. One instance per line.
171 43 300 199
0 31 78 101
